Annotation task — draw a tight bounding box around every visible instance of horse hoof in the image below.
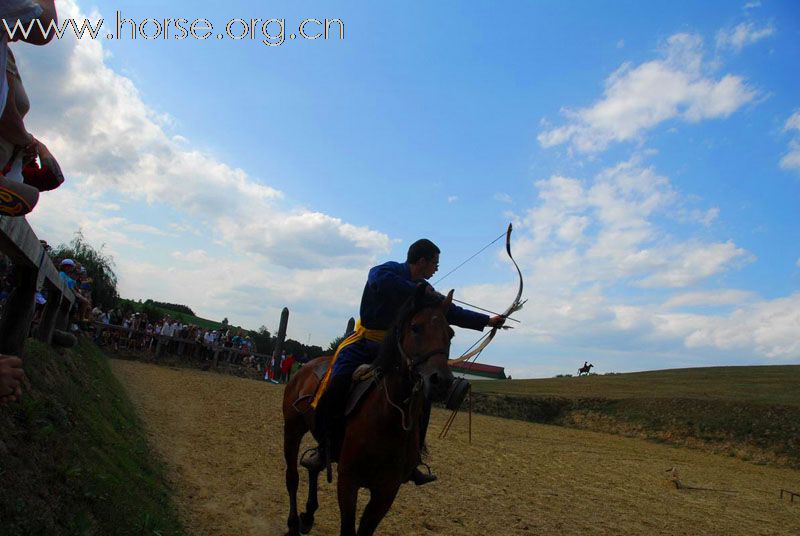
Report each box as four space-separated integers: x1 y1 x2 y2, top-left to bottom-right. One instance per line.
299 513 314 534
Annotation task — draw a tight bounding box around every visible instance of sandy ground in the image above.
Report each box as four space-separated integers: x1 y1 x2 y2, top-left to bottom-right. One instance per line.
110 359 800 536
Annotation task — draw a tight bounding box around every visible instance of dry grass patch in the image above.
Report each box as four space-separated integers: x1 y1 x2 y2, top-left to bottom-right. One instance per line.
111 359 800 536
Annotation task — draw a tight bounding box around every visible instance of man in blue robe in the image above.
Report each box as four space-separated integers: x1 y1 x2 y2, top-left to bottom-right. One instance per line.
302 239 503 485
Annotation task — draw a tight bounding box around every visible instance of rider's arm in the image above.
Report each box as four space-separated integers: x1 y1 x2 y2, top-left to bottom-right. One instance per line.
445 303 490 331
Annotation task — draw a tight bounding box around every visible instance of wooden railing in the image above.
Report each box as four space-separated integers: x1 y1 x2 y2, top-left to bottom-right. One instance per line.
0 216 75 354
92 322 272 370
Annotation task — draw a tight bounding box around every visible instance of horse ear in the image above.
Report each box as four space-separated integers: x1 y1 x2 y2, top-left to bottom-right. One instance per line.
442 289 454 309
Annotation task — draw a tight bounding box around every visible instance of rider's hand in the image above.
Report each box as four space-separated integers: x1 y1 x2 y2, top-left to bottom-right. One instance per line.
487 315 505 328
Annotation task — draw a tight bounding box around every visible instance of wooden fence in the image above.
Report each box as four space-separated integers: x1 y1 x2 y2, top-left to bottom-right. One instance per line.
0 216 75 355
92 322 273 371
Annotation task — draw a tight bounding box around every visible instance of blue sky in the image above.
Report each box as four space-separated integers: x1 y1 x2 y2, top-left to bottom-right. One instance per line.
18 0 800 377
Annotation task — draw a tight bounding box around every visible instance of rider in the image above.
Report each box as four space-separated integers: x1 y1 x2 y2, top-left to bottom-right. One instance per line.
301 238 504 484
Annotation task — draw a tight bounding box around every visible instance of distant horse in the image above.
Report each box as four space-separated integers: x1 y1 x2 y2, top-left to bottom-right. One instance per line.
282 285 457 536
578 362 593 376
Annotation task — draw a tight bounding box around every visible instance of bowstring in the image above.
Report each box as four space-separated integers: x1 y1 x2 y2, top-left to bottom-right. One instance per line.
432 230 506 287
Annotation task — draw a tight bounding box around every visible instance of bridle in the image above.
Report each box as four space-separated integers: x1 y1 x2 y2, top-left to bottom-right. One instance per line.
395 315 451 371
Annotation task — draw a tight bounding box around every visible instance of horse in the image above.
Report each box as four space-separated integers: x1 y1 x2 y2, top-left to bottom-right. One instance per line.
282 285 457 536
578 362 593 376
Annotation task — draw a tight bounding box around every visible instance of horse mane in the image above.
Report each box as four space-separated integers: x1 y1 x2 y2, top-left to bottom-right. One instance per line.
372 285 441 374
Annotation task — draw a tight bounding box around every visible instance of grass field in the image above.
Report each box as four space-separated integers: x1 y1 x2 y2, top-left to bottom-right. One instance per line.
465 365 800 468
470 365 800 405
0 339 183 535
110 359 800 535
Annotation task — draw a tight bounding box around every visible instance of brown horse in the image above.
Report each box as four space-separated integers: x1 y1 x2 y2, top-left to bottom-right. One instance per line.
282 286 457 536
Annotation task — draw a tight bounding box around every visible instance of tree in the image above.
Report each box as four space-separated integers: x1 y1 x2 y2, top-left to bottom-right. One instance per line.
251 325 272 355
221 317 229 327
326 335 345 354
51 231 118 308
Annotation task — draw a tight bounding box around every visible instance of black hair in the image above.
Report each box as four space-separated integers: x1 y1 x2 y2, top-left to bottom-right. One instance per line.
406 239 440 264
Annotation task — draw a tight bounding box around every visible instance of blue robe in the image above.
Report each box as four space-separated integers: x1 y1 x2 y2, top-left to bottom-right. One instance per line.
332 261 489 377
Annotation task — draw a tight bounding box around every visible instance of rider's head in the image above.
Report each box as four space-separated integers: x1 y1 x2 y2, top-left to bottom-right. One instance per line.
407 239 440 280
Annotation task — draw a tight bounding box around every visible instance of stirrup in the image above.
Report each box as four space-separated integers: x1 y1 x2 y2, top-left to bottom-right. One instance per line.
410 463 437 486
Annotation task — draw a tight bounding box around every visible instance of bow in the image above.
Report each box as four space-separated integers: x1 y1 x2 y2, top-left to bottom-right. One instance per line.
448 223 526 365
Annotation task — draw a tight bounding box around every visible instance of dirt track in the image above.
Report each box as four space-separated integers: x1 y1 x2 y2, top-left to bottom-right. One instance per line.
110 359 800 535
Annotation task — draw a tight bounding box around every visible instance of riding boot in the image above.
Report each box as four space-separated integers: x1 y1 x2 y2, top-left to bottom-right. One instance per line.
300 409 328 472
325 374 352 461
300 374 351 472
409 399 437 485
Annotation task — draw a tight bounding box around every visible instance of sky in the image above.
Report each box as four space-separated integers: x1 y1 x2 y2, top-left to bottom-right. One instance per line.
15 0 800 378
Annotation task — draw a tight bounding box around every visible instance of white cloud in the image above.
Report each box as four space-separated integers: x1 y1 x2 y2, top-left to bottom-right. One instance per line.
673 205 720 227
743 1 762 10
781 140 800 170
653 293 800 359
126 223 169 236
538 33 756 153
453 157 797 362
172 249 211 263
784 111 800 132
663 289 755 309
780 112 800 170
516 158 745 292
637 241 749 288
494 192 513 204
716 22 775 52
19 0 393 344
17 0 390 272
447 195 458 203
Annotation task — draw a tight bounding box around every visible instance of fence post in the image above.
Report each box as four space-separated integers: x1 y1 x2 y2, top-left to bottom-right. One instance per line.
0 264 37 355
36 289 63 344
345 317 355 337
271 307 289 379
55 294 72 331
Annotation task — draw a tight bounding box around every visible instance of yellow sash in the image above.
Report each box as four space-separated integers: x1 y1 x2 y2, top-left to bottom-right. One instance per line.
311 319 386 408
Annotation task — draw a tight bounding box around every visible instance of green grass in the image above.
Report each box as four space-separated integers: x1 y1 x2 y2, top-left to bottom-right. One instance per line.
466 365 800 467
119 298 225 330
0 338 184 535
145 305 224 330
471 365 800 406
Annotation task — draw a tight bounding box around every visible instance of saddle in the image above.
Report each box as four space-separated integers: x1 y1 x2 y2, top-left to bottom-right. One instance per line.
294 362 377 417
345 364 378 417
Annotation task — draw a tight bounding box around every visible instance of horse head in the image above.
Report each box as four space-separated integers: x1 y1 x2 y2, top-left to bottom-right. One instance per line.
395 284 456 403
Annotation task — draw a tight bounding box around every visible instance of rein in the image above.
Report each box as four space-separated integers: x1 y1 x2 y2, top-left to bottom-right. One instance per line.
379 322 448 433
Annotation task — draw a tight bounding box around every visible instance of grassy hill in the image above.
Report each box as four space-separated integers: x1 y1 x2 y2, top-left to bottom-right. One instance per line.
0 338 183 535
464 365 800 468
119 298 225 330
144 305 225 330
471 365 800 405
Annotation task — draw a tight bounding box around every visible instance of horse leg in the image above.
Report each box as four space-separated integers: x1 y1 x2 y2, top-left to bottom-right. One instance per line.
284 420 303 536
299 465 320 534
355 485 400 536
337 473 359 536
